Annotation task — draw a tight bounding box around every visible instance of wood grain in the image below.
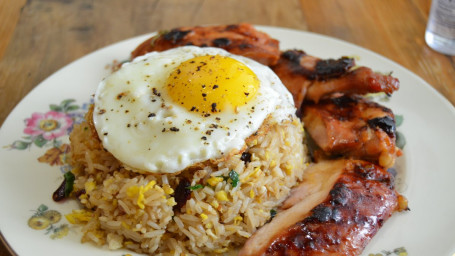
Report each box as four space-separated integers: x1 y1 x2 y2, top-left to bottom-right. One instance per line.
0 0 454 255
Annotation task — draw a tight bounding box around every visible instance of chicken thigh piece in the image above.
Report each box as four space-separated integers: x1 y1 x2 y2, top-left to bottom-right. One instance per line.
239 159 408 256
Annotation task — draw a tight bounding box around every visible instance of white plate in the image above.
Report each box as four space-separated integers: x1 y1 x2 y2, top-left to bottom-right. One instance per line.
1 26 454 256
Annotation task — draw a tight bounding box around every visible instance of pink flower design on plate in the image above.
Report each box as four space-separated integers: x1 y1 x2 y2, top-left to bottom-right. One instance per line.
24 111 73 140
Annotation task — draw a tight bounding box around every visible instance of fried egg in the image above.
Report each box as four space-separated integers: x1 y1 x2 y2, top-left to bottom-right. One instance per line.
93 46 295 174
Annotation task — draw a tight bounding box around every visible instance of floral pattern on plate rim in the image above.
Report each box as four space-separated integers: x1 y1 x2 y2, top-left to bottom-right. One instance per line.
368 246 408 256
4 99 89 239
27 204 69 239
4 99 90 173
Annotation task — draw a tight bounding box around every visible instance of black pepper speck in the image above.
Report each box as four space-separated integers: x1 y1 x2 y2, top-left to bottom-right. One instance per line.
211 103 217 113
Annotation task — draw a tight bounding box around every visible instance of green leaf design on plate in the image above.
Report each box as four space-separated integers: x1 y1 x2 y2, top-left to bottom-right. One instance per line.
65 105 80 112
49 104 62 112
11 140 31 150
33 135 48 147
61 99 76 107
61 99 79 112
37 204 49 213
395 114 404 127
368 246 407 256
396 131 406 149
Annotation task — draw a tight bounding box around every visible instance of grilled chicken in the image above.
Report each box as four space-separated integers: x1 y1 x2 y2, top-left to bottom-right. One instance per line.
131 23 280 66
271 50 399 106
272 50 355 110
306 67 400 103
239 160 408 256
302 95 400 168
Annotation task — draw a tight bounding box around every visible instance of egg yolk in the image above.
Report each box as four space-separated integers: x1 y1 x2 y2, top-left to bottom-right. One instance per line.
166 55 259 115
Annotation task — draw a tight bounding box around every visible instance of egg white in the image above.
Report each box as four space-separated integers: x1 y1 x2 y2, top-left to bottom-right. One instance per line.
93 46 296 174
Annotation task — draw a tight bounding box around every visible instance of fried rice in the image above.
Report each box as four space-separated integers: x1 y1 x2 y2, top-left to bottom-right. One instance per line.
67 106 308 255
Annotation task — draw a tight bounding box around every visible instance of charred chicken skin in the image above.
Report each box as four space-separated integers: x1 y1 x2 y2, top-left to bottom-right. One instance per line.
239 160 408 256
131 23 280 66
271 50 400 105
271 50 355 110
302 95 400 168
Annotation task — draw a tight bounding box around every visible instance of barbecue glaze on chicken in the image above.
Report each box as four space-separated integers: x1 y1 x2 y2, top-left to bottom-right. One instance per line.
272 50 399 107
131 23 280 66
302 95 400 168
239 160 408 256
271 50 355 110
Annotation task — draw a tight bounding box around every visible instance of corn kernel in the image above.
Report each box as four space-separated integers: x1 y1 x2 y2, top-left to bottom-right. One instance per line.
163 184 174 195
205 223 213 229
137 186 145 209
200 213 208 220
215 191 228 201
126 186 139 197
270 160 276 168
154 185 164 193
214 248 228 253
249 189 255 198
284 164 293 175
84 181 96 193
207 176 224 186
167 197 177 206
234 216 243 225
122 221 131 229
65 209 92 224
144 180 156 190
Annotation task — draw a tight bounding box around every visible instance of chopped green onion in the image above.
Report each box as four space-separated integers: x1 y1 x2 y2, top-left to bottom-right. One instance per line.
63 171 75 197
270 209 277 219
188 184 204 190
228 170 239 188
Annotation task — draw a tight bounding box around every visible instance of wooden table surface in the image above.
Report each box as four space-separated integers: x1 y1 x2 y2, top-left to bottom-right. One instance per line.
0 0 454 255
